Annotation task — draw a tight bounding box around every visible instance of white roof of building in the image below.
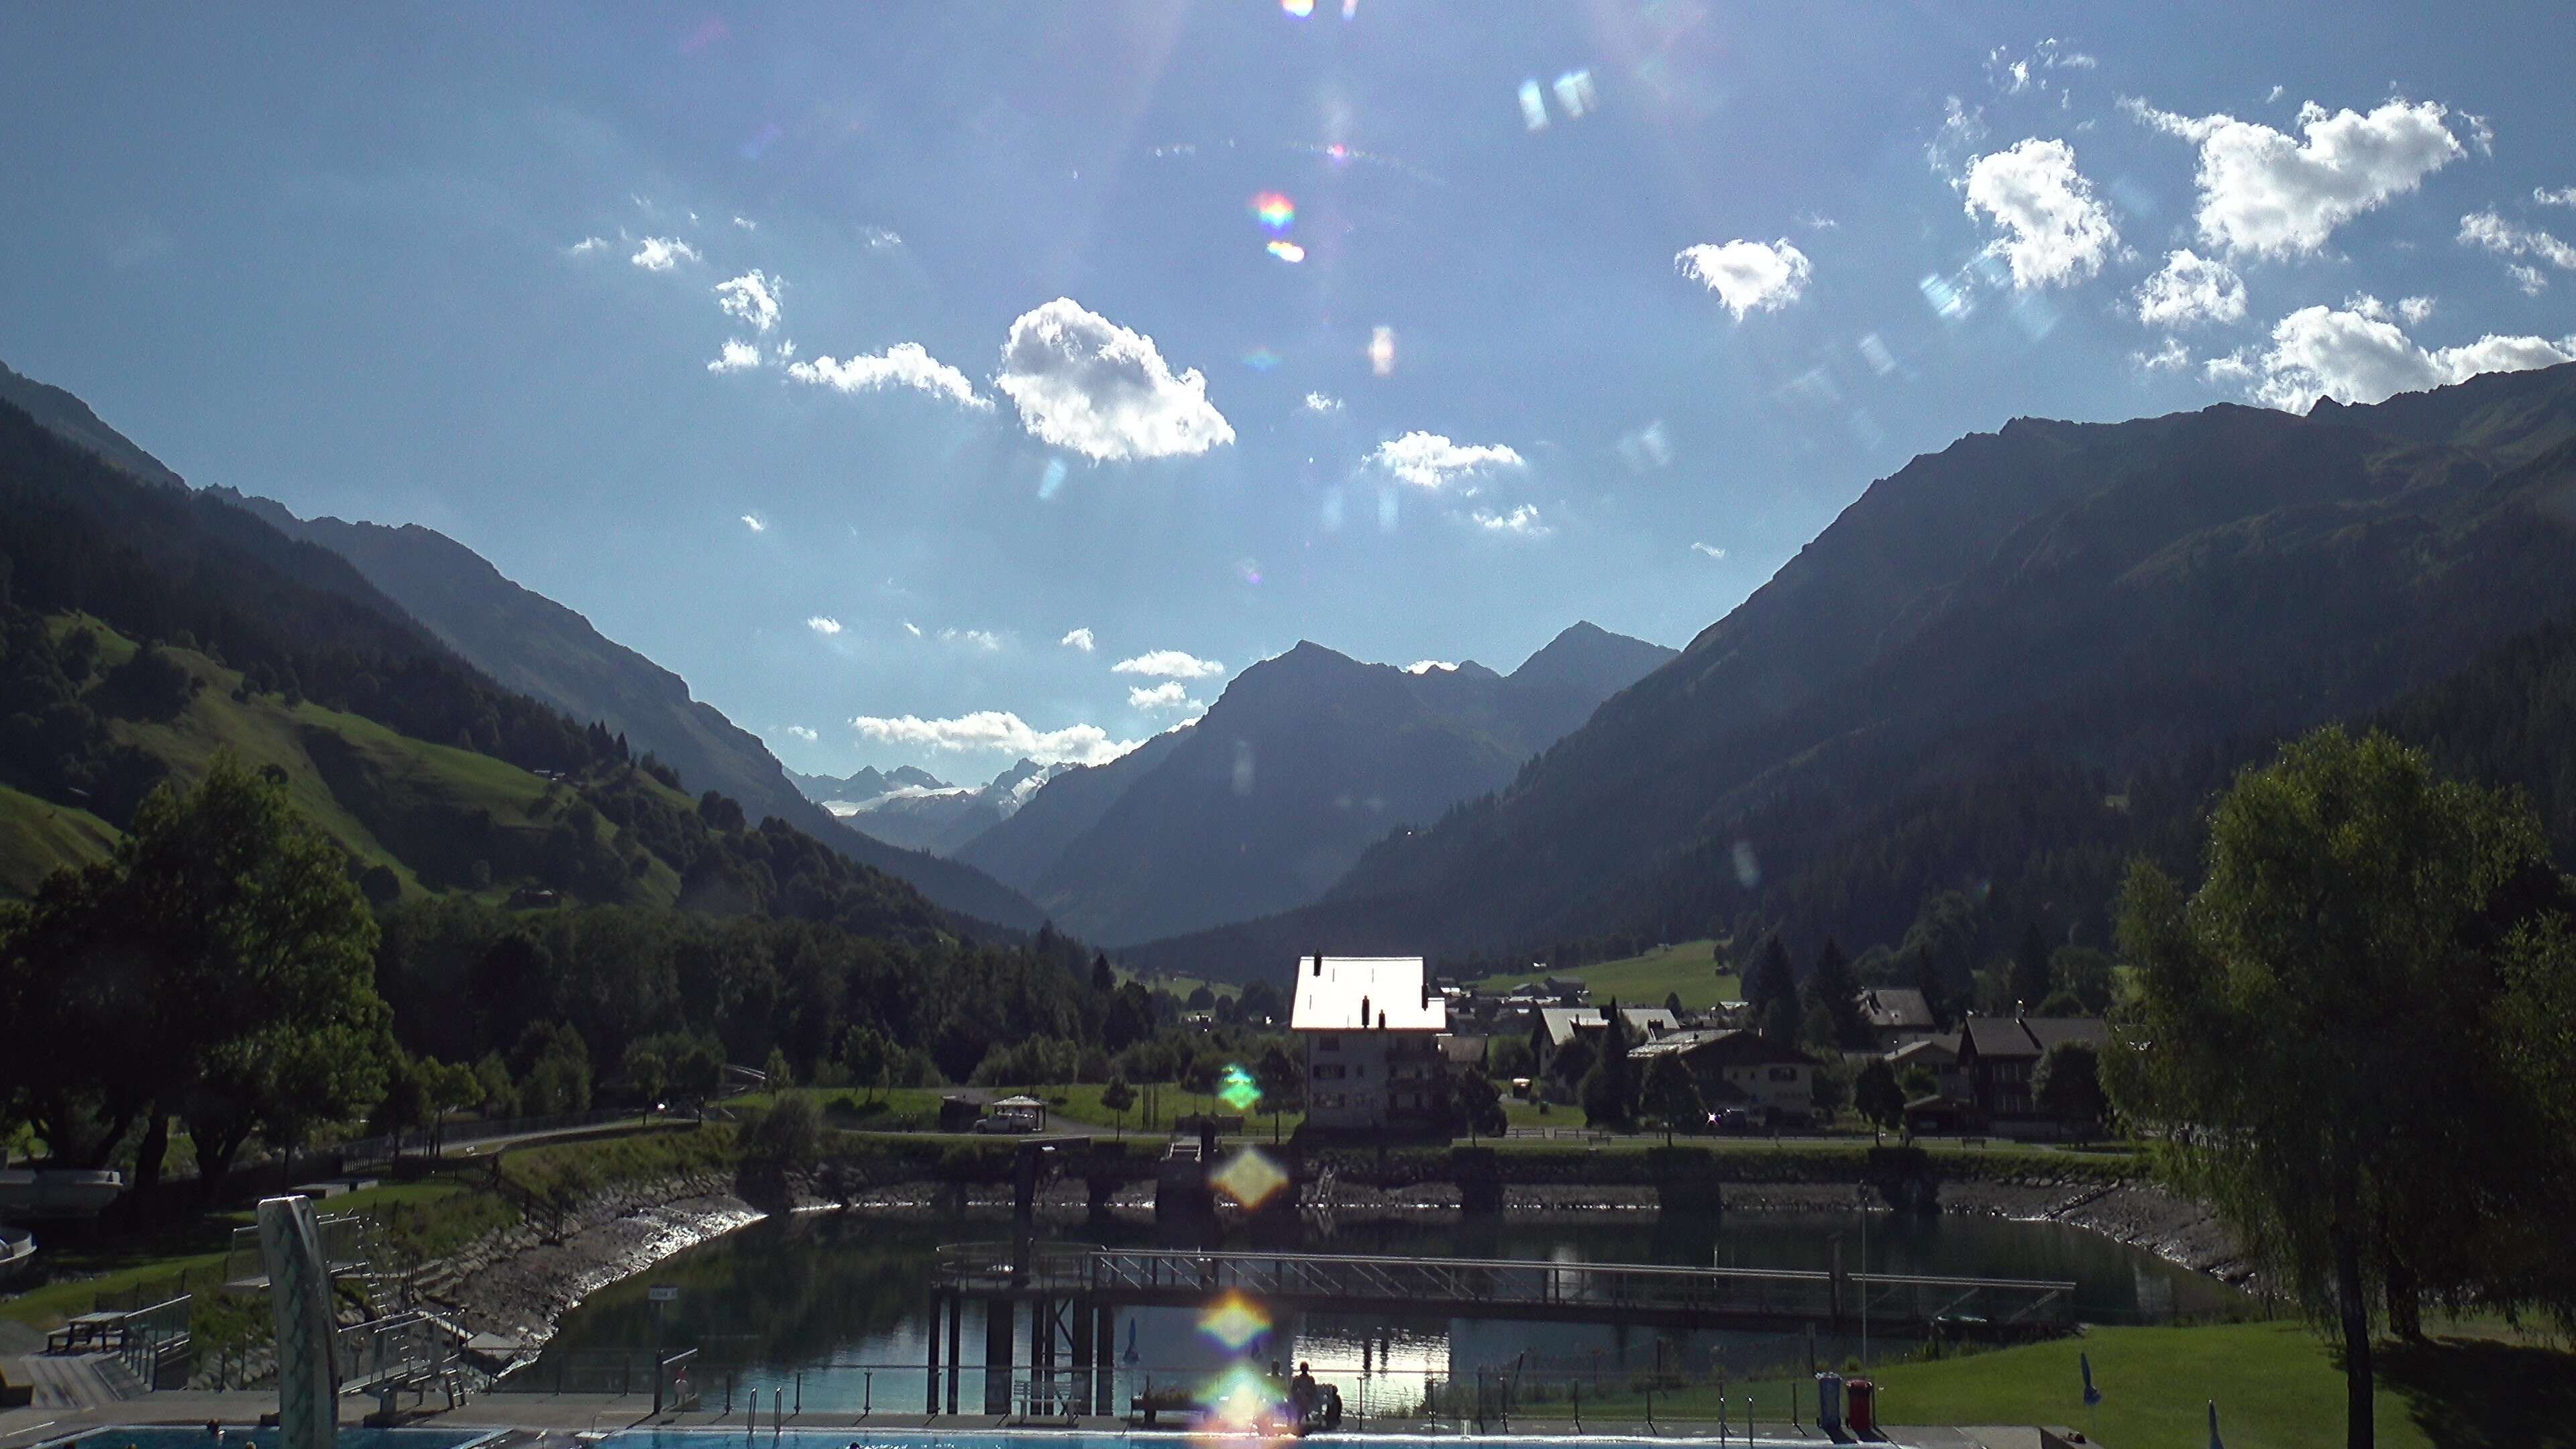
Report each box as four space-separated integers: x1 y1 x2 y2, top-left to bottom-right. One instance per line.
1290 955 1448 1032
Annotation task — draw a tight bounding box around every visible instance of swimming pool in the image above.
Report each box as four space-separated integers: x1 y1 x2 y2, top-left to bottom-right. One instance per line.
592 1423 1803 1433
38 1431 499 1449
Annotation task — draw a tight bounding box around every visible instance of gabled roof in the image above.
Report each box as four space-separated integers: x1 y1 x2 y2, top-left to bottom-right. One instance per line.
1290 955 1448 1032
1536 1006 1600 1046
1857 987 1935 1032
1960 1015 2106 1061
1627 1028 1811 1068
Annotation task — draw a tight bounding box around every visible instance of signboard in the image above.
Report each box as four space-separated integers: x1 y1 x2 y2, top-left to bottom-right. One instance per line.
648 1285 678 1303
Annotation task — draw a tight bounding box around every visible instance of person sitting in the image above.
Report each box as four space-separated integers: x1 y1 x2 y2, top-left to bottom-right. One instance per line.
1319 1384 1343 1431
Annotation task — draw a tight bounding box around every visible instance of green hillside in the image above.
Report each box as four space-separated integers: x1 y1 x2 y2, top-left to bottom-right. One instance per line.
5 612 680 907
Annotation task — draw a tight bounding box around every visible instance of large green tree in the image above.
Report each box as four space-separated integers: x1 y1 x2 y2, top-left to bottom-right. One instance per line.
0 755 389 1199
1578 1000 1637 1128
1641 1052 1702 1144
2110 728 2576 1449
1801 938 1867 1049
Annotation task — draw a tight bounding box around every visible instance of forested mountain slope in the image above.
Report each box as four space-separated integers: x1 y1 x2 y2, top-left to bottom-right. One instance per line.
1126 365 2576 979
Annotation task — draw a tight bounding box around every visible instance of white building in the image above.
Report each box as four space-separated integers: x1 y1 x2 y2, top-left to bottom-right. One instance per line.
1291 955 1450 1130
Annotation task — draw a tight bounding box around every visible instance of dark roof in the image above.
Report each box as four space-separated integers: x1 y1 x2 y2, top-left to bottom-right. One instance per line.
1960 1016 2108 1061
1856 987 1935 1032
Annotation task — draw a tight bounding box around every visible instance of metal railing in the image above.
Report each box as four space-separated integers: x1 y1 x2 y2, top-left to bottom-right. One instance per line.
932 1242 2076 1330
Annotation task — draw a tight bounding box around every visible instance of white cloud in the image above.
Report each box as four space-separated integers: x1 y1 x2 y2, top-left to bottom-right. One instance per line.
938 628 1002 652
2399 296 2436 325
785 724 817 742
901 619 922 637
2133 249 2247 328
1674 238 1814 319
2538 186 2576 209
2127 97 2462 258
1126 682 1199 712
1962 138 2119 288
851 711 1139 767
1403 660 1456 674
2218 302 2576 412
2135 337 2193 372
862 227 904 250
1690 541 1728 559
1370 431 1526 490
566 236 607 256
732 215 758 230
714 270 782 333
708 339 762 373
1926 95 1990 181
2459 210 2576 276
993 298 1233 462
2508 264 2548 297
1470 503 1552 537
1303 391 1345 413
1112 650 1225 680
788 343 989 409
806 616 843 635
631 235 702 271
740 514 767 532
1059 627 1095 653
1986 38 2097 95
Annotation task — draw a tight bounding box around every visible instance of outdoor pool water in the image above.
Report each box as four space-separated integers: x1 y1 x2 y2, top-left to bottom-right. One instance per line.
602 1423 1813 1433
41 1433 498 1449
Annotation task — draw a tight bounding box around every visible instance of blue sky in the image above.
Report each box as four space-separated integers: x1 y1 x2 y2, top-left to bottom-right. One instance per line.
6 3 2573 780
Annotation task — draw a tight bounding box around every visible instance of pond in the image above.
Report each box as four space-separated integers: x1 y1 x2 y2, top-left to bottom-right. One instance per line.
515 1209 2246 1417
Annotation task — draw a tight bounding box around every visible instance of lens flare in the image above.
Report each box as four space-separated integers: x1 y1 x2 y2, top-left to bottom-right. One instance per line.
1212 1146 1290 1210
1280 0 1314 15
1265 239 1306 263
1241 347 1283 371
1250 192 1297 232
1197 1360 1291 1443
1218 1063 1263 1113
1368 326 1397 376
1197 1291 1273 1351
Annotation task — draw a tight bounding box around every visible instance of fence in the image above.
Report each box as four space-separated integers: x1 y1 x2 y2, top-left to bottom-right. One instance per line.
332 1106 664 1165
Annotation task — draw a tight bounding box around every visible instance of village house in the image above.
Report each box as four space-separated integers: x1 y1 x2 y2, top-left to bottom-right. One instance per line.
1291 955 1450 1130
1910 1014 2110 1138
1627 1028 1817 1122
1528 1004 1681 1079
1856 987 1938 1050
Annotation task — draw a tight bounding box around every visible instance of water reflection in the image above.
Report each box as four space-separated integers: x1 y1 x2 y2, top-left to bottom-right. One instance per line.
524 1209 2245 1413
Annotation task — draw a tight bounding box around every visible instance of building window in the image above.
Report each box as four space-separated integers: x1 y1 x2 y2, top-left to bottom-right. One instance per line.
1318 1035 1340 1051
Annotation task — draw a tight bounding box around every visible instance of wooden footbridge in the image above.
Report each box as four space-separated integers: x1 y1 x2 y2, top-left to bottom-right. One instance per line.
922 1240 2075 1415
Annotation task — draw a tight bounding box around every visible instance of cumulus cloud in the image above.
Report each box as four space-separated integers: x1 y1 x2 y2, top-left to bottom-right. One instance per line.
631 235 702 271
2399 296 2436 325
1370 431 1527 490
852 711 1139 767
714 270 782 332
1059 627 1095 653
938 628 1002 652
993 298 1233 462
2135 337 2193 372
1674 239 1814 319
1962 138 2120 288
901 620 922 637
2215 302 2576 412
806 616 843 635
2459 210 2576 276
1690 541 1728 559
2127 97 2462 257
787 343 989 409
1403 660 1456 674
1471 503 1552 537
2133 249 2247 328
1126 682 1199 712
567 236 607 256
2508 264 2549 297
1925 96 1990 181
1303 391 1345 413
2537 186 2576 209
708 339 762 373
740 514 767 532
732 215 757 230
784 724 817 742
1112 650 1225 680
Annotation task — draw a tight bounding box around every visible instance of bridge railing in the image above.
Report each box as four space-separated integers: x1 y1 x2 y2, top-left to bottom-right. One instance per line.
930 1243 2076 1327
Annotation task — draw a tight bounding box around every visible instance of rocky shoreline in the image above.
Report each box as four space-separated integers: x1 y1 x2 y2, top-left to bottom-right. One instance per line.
423 1164 2255 1371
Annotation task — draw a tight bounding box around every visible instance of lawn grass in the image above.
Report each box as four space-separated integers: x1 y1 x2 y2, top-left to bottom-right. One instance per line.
0 780 117 896
498 1121 737 1203
1470 940 1740 1011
